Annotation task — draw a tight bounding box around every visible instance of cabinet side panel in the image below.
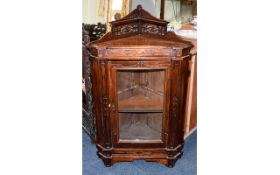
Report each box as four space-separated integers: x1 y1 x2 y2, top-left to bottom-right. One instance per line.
92 59 104 145
100 60 112 149
178 58 191 144
168 60 181 149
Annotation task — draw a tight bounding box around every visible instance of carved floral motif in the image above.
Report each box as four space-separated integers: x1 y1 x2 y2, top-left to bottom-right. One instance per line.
113 24 138 36
142 24 165 35
106 49 173 57
110 5 168 38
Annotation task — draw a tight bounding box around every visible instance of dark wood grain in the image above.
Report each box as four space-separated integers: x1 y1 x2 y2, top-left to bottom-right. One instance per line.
86 5 193 167
82 23 106 143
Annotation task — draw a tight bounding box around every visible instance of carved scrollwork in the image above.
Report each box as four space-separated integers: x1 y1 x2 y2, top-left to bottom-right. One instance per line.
123 49 145 56
105 48 173 57
112 24 138 36
85 56 96 141
110 5 168 39
142 24 165 35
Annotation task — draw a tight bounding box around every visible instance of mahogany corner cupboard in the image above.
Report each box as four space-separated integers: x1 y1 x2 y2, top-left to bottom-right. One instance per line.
85 5 193 167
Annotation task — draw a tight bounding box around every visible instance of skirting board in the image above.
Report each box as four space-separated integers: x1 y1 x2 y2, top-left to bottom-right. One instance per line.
184 127 197 140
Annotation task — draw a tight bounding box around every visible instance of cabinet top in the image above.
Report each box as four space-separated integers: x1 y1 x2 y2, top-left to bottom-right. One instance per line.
90 33 192 49
87 5 193 52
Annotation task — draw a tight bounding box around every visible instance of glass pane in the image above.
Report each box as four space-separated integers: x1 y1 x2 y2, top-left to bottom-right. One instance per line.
119 113 162 141
117 69 165 112
117 69 165 141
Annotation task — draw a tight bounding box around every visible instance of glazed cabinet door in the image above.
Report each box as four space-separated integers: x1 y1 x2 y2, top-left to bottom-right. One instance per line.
108 61 171 148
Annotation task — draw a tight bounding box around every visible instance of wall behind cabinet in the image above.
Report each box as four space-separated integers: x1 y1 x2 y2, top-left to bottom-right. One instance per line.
82 0 194 24
83 0 107 24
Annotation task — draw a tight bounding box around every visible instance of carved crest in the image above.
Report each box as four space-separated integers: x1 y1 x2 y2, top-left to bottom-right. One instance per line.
110 5 168 38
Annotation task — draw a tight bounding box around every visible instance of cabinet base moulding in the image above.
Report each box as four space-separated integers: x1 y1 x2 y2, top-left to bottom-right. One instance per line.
97 151 183 167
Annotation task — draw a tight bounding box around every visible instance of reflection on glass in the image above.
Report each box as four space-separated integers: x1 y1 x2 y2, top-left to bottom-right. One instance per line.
119 113 162 140
117 70 165 112
117 69 165 141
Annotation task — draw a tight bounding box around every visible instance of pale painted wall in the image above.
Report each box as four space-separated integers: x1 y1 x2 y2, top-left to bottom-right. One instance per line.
131 0 156 16
82 0 193 24
180 4 192 21
164 0 192 21
130 0 192 22
82 0 107 24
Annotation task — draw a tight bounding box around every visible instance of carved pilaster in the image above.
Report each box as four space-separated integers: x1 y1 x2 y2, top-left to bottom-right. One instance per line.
171 96 179 119
102 97 109 118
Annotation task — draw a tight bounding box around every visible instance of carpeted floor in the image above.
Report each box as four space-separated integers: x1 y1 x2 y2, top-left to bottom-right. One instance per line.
82 130 197 175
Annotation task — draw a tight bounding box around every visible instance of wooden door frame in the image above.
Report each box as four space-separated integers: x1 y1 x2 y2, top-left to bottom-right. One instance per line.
108 60 171 149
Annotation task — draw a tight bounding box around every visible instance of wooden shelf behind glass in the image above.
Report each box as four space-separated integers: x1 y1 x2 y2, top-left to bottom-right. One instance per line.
118 94 163 113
